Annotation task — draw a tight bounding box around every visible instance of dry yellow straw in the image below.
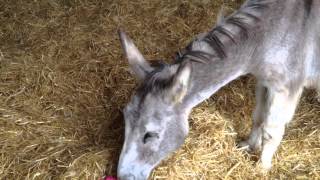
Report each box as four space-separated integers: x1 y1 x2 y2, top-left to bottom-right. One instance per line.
0 0 319 179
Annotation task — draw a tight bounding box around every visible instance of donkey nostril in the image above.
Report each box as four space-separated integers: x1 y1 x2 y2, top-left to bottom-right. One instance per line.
143 132 159 144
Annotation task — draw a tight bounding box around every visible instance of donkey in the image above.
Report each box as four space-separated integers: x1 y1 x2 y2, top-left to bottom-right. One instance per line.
117 0 320 179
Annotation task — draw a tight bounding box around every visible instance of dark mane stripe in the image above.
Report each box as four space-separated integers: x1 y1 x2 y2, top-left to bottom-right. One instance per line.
304 0 313 18
204 32 226 58
246 1 270 10
215 26 236 44
201 1 271 59
241 11 261 21
226 17 250 38
182 51 212 63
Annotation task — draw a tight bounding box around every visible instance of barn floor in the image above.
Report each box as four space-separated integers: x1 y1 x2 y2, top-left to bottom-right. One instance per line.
0 0 319 179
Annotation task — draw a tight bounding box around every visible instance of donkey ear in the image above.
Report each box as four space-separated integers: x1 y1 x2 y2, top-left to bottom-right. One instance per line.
118 29 153 80
169 61 192 104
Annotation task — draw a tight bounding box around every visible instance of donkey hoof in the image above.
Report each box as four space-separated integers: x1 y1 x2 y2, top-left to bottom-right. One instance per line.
238 140 252 152
258 163 272 174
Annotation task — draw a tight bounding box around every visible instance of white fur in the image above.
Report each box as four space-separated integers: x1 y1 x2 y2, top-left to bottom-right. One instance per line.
247 87 302 169
187 70 244 109
118 143 151 179
305 41 317 88
145 123 160 132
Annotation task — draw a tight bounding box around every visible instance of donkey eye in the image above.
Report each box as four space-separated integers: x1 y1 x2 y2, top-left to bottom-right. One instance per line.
143 132 159 144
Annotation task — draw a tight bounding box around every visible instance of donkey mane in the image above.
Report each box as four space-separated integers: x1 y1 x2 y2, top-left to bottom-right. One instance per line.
203 0 271 58
137 0 273 99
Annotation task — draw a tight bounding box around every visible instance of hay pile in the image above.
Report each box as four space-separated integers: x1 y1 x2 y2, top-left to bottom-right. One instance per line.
0 0 319 179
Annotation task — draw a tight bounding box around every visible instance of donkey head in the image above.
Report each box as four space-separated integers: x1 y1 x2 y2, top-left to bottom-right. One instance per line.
117 31 192 180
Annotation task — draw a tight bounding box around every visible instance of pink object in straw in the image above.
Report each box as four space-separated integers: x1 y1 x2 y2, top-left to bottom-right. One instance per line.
104 176 117 180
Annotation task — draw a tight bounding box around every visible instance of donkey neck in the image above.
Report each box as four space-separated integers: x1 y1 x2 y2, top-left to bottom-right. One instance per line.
181 55 247 110
178 0 271 110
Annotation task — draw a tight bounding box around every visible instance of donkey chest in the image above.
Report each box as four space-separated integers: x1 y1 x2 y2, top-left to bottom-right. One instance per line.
304 41 320 89
254 57 304 91
300 14 320 89
256 45 320 90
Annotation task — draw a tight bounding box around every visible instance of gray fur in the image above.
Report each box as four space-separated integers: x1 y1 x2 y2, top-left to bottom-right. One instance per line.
117 0 320 179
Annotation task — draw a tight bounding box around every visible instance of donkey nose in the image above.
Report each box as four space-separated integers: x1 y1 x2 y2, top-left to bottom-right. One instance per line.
118 174 135 180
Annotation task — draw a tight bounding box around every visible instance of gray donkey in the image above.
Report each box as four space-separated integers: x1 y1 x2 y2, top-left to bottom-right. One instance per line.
117 0 320 179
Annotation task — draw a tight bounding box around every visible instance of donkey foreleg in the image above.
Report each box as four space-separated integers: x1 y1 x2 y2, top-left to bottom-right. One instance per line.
259 87 302 170
239 83 267 152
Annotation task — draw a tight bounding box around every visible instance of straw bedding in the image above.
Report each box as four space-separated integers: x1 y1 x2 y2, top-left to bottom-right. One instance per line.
0 0 319 179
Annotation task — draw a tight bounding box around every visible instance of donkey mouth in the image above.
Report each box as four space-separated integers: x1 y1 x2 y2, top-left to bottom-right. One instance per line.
118 173 149 180
118 174 135 180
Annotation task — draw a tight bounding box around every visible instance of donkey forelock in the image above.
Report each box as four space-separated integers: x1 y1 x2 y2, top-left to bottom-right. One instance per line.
136 63 174 98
